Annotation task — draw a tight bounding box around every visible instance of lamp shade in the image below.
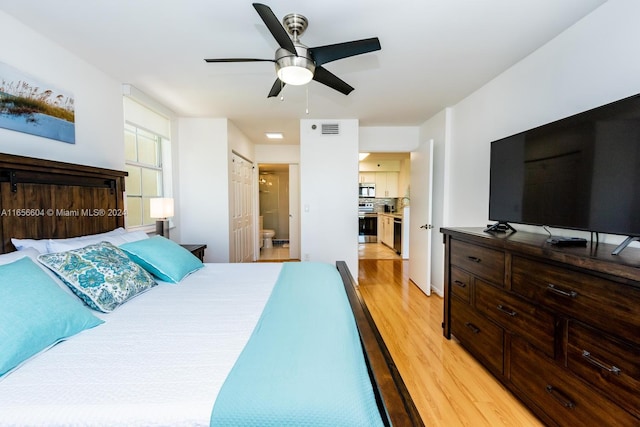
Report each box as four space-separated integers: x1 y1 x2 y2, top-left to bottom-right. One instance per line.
149 197 174 219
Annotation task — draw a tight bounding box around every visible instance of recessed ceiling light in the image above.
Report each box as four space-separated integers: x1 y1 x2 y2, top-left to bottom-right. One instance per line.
265 132 284 139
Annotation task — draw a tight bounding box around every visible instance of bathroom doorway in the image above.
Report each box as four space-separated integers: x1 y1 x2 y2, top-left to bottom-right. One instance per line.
258 164 292 261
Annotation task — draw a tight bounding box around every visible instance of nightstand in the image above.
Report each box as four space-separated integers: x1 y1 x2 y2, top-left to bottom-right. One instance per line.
180 244 207 262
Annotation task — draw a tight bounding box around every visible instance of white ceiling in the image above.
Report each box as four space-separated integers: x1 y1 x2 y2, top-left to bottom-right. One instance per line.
0 0 606 145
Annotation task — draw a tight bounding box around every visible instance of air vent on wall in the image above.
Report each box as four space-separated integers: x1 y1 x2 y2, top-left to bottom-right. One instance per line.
321 123 340 135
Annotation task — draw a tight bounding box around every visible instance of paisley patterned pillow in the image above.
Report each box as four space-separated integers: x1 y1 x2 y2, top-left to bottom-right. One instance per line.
38 241 157 312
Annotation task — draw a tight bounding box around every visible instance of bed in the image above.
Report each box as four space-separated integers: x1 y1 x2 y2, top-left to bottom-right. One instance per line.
0 153 423 426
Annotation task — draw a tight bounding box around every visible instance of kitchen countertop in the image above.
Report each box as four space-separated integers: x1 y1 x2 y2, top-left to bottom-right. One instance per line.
377 212 403 219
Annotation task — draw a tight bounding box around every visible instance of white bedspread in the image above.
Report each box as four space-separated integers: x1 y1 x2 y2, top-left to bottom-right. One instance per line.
0 262 283 427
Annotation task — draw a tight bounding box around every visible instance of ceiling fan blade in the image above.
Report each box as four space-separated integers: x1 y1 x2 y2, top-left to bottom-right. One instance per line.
204 58 274 63
309 37 381 66
253 3 297 55
312 66 354 95
267 78 285 98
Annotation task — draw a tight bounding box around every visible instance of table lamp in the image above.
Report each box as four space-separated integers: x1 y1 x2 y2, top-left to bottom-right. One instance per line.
149 197 174 238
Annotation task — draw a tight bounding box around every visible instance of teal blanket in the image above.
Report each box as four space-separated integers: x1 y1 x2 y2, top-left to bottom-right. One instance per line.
210 262 384 427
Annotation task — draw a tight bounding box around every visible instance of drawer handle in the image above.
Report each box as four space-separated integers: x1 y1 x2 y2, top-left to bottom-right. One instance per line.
454 280 467 288
545 385 576 409
496 304 517 317
464 322 480 334
467 256 481 263
582 350 622 376
546 283 578 299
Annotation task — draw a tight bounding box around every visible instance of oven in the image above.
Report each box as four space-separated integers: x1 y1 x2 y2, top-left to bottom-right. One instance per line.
358 202 377 243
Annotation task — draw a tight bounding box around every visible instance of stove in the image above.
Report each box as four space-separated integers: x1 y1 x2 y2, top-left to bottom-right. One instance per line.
358 203 377 243
358 202 375 215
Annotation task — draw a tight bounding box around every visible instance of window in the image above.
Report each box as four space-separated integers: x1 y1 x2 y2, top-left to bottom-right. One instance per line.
124 124 164 227
123 93 172 229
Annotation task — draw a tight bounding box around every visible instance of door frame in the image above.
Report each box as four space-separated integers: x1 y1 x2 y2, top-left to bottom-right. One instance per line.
254 162 301 260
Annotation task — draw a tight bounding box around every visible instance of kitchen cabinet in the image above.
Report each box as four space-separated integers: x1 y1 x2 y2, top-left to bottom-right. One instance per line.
379 214 395 249
358 172 399 197
375 172 399 198
359 172 376 183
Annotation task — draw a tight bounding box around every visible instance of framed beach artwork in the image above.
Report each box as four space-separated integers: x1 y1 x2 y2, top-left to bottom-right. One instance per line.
0 62 75 144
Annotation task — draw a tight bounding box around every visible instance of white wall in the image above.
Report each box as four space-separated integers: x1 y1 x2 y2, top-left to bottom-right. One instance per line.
439 0 640 247
178 118 230 262
0 11 123 170
254 144 300 164
300 119 359 274
227 121 254 161
360 126 419 152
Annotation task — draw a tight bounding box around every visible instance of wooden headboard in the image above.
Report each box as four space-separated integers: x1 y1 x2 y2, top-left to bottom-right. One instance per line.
0 153 127 254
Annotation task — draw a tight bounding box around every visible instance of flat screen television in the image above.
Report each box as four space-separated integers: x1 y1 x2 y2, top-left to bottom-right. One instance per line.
488 93 640 253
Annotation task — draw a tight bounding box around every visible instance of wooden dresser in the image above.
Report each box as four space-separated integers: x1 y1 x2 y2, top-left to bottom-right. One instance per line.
441 227 640 426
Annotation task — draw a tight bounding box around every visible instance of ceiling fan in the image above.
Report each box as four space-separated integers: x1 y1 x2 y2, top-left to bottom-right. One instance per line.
204 3 381 98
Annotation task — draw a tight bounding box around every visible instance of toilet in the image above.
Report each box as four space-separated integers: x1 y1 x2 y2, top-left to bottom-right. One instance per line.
261 229 275 248
259 216 275 249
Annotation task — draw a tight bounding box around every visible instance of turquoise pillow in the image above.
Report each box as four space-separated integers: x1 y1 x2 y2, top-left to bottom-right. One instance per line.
0 257 103 377
120 236 204 283
38 241 157 313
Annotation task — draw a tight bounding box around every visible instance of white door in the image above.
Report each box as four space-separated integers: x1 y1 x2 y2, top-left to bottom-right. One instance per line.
409 139 434 295
288 164 300 260
230 153 254 263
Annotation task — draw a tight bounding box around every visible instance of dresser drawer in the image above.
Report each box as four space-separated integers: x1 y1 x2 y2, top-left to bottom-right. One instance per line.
567 321 640 418
450 239 505 286
451 266 471 303
475 279 556 358
511 256 640 344
451 295 504 376
511 336 638 427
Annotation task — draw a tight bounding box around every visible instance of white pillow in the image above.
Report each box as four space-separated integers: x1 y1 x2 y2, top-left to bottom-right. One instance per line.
10 238 48 253
12 228 127 254
119 230 149 243
47 229 149 253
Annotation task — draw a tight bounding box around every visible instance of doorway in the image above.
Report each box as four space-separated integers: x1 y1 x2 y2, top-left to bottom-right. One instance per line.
257 163 299 261
358 152 409 260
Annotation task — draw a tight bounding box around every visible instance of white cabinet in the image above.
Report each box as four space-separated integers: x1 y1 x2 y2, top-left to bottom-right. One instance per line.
359 171 399 197
359 172 376 183
379 214 394 248
385 216 394 248
375 172 399 198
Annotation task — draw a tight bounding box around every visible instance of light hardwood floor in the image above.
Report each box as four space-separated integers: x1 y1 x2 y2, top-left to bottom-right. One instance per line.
358 241 401 260
358 259 543 427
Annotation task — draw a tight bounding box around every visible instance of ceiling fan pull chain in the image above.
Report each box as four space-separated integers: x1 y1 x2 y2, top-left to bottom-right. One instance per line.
305 86 309 114
280 80 284 101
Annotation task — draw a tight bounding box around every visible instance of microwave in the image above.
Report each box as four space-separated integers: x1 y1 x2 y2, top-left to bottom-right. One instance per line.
359 183 376 197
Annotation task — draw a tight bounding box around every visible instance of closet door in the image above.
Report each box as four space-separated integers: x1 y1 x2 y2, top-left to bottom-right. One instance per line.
230 153 254 263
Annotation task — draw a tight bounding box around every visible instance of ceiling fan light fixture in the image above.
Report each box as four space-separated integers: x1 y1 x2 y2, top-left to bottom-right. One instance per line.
205 5 380 97
275 46 315 86
277 65 313 85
